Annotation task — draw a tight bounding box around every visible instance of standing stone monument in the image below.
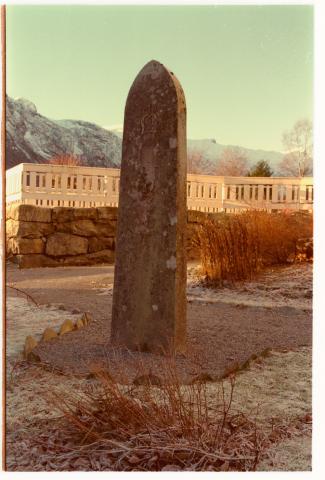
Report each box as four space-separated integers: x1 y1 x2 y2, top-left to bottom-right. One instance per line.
111 60 187 354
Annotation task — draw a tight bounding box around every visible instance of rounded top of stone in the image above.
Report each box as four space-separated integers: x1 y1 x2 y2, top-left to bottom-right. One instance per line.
137 60 170 79
127 60 186 111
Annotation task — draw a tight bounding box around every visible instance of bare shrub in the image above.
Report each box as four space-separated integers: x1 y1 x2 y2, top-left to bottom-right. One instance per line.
215 147 249 176
48 365 266 471
49 154 82 166
195 211 313 284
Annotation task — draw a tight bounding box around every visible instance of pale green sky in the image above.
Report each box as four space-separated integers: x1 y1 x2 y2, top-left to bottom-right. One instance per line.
6 5 313 151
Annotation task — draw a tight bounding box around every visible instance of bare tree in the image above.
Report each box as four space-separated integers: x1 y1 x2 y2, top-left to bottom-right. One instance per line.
49 154 83 166
215 147 249 176
278 119 313 176
187 149 215 175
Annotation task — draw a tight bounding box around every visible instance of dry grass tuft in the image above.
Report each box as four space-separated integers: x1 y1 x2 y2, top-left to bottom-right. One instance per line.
43 355 312 472
195 211 312 285
47 361 270 471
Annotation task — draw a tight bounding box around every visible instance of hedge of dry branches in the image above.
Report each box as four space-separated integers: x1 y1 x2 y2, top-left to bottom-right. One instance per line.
48 366 265 471
194 211 312 285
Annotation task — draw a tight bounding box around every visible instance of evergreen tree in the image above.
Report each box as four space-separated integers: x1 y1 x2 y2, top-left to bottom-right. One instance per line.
249 160 273 177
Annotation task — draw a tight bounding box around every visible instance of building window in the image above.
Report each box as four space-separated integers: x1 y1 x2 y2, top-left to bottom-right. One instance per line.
292 185 299 201
36 175 40 188
187 183 191 197
227 186 231 199
263 187 267 200
305 185 313 202
278 185 287 202
42 175 46 187
26 173 30 187
67 177 71 189
52 176 55 188
235 186 239 200
241 186 244 200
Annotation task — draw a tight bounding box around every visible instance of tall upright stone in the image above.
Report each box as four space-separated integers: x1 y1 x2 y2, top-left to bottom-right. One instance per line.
111 60 187 354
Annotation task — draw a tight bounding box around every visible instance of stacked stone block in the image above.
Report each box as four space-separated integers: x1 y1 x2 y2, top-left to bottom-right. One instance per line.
6 204 117 268
6 204 208 268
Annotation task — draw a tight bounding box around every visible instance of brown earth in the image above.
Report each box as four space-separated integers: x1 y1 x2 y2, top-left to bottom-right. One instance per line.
6 262 312 383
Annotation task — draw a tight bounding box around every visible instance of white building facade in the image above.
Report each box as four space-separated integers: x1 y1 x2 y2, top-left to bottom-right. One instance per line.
6 163 313 213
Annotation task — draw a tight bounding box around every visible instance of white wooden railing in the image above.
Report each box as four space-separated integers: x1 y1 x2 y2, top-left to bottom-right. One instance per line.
6 163 313 213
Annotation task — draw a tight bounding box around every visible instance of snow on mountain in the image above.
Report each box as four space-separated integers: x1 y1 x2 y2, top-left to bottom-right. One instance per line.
6 96 122 169
103 124 123 138
6 96 284 174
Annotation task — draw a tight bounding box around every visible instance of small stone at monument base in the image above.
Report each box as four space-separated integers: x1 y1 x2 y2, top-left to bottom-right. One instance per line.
26 351 41 363
81 312 92 326
42 327 58 341
75 317 84 330
59 319 75 335
23 335 38 358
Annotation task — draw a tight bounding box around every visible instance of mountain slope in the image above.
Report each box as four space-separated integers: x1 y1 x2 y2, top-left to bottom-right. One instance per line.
6 96 284 174
6 96 122 169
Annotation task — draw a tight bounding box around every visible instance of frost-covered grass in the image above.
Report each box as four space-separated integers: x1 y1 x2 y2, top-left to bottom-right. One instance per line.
6 347 311 471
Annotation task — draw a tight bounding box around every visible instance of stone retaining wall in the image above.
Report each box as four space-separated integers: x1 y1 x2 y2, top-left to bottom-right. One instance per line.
6 204 206 268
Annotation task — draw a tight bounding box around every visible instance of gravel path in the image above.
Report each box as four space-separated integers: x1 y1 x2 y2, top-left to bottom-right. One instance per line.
6 262 312 382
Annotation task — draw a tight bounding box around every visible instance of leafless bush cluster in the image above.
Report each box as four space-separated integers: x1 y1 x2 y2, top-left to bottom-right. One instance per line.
49 154 82 166
195 211 313 284
48 364 266 471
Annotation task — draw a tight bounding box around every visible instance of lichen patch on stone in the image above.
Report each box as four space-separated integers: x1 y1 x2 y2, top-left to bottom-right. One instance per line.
166 256 176 269
169 215 177 226
169 137 177 148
